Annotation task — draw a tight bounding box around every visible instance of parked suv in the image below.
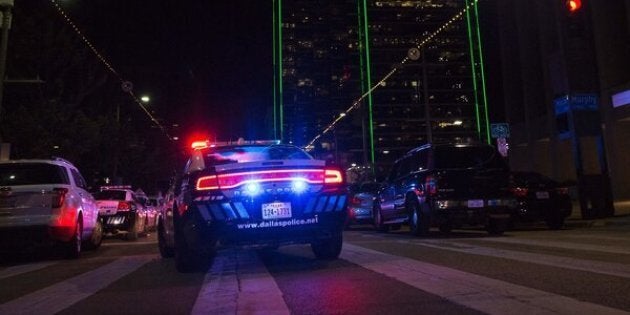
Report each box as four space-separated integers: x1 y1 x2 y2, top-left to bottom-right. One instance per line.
0 158 103 258
158 140 347 272
374 143 516 236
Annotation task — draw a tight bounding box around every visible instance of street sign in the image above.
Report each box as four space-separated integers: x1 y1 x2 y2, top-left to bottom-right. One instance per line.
490 123 510 139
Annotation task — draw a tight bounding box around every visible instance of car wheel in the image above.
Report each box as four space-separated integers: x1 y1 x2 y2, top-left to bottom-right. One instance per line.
373 202 389 233
126 216 139 241
311 232 343 260
158 221 175 258
408 201 430 236
64 219 82 259
487 219 506 236
83 219 103 250
174 216 204 273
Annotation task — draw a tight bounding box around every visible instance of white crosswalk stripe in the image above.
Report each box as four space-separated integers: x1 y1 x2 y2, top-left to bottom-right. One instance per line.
0 262 56 280
341 243 629 315
402 239 630 279
0 255 155 315
192 249 290 315
472 237 630 255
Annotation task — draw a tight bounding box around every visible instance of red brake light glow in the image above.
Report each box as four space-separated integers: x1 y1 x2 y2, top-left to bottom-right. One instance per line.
117 201 132 211
196 169 343 191
511 187 529 198
191 141 209 150
555 187 569 195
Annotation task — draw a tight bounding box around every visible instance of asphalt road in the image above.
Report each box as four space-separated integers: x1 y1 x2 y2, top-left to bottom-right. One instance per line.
1 223 630 315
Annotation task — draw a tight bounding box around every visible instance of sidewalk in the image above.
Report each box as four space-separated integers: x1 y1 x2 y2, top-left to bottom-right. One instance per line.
565 200 630 228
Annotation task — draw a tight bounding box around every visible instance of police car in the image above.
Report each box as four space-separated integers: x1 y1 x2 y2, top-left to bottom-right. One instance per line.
157 140 347 272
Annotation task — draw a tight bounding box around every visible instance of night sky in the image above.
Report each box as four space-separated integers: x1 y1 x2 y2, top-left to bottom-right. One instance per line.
65 1 274 140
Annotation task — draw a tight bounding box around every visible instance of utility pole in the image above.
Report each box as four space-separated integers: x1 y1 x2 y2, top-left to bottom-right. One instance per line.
0 0 13 145
0 0 13 123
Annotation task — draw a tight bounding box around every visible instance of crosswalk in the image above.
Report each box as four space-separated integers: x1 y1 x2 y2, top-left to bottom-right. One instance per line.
0 230 629 315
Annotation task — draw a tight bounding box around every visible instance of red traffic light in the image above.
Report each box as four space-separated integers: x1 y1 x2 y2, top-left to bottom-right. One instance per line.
566 0 582 13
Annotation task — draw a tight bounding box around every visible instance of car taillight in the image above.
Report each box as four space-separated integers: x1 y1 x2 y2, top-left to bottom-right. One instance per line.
351 196 361 205
511 187 529 197
555 187 569 195
52 188 68 208
197 175 220 190
425 175 437 196
324 169 343 185
117 201 132 211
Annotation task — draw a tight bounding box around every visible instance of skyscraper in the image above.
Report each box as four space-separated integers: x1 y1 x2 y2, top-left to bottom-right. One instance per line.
275 0 489 173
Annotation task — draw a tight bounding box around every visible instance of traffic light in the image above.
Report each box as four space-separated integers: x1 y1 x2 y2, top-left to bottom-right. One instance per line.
566 0 582 14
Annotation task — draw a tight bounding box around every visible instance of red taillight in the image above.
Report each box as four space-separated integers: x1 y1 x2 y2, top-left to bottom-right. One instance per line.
425 176 437 196
117 201 132 211
511 187 529 198
324 169 343 184
197 175 220 190
350 196 361 205
196 169 342 191
556 187 569 195
52 188 68 208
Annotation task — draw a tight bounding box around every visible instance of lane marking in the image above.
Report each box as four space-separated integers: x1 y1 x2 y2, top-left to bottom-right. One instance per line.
192 249 290 315
472 237 630 255
411 239 630 279
0 255 155 315
342 243 628 315
0 262 57 280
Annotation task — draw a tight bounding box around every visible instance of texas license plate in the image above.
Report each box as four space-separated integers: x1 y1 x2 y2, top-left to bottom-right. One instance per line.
262 202 292 220
467 199 484 208
536 191 550 199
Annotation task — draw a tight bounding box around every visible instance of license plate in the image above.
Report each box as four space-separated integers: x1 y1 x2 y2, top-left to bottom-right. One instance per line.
467 199 484 208
536 191 550 199
262 202 292 220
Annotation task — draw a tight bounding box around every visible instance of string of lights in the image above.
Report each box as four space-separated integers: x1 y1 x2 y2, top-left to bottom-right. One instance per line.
49 0 173 141
305 0 480 150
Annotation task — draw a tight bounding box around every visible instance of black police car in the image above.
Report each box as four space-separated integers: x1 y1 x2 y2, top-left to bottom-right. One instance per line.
374 142 516 236
157 140 347 272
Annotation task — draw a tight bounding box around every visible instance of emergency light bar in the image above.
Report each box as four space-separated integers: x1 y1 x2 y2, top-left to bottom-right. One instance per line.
191 139 281 150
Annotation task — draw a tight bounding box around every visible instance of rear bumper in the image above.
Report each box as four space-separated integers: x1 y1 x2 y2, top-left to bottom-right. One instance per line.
101 212 136 233
181 193 347 249
0 225 74 251
430 198 516 226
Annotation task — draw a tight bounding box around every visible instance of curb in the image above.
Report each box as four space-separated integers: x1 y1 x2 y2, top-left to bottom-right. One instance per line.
565 215 630 228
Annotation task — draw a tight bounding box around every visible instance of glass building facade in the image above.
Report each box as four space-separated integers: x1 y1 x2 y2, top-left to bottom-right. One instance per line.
274 0 489 172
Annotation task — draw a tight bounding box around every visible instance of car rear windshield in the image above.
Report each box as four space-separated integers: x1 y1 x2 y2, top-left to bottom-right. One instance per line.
434 146 508 170
0 163 69 186
94 190 127 200
203 145 312 166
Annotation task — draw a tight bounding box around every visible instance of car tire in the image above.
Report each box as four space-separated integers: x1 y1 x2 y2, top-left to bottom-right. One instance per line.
487 219 506 236
409 201 430 237
373 202 389 233
158 221 175 258
126 216 139 241
83 219 103 251
311 232 343 260
64 219 82 259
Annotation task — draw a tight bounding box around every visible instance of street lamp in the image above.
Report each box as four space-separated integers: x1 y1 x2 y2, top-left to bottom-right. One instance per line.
140 95 150 103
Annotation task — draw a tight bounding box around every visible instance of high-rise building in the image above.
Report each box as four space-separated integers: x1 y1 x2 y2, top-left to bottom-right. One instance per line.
496 0 630 217
274 0 490 173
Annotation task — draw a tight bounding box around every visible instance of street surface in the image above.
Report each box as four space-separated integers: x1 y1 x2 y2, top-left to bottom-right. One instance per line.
1 222 630 315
